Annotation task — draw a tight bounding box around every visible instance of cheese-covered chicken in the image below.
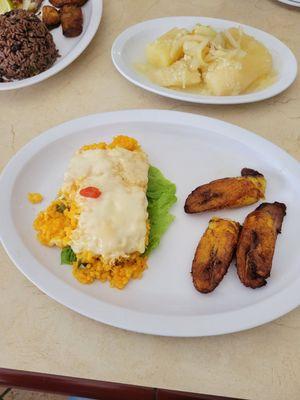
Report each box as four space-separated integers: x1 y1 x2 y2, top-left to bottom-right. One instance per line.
63 146 149 260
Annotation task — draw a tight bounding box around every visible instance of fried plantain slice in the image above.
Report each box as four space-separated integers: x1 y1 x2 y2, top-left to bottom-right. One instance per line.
49 0 87 7
184 168 266 214
236 202 286 289
42 6 61 30
192 217 241 293
61 5 83 37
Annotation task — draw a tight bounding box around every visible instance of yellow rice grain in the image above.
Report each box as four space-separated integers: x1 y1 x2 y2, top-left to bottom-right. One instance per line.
28 192 43 204
34 196 79 248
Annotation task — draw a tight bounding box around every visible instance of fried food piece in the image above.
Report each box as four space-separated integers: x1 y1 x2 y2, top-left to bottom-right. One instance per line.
61 5 83 38
185 168 266 214
236 202 286 289
49 0 87 7
42 6 61 30
192 217 241 293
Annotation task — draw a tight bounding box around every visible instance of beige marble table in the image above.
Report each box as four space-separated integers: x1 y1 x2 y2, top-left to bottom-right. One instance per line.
0 1 299 399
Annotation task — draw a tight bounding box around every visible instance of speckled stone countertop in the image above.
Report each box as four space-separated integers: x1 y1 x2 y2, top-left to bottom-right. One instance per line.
0 1 299 399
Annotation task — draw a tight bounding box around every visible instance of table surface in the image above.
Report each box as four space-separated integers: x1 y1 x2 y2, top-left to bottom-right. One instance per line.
0 1 299 399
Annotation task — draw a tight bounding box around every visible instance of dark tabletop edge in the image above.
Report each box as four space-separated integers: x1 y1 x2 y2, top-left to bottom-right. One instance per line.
0 367 247 400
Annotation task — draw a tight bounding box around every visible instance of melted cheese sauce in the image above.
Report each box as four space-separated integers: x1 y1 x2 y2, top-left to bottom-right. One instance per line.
62 147 149 261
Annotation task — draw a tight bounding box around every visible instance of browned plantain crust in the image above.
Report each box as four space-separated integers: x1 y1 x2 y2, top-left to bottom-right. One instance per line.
236 202 286 289
192 218 241 293
184 168 266 214
241 168 263 177
49 0 88 8
42 6 61 30
61 5 83 37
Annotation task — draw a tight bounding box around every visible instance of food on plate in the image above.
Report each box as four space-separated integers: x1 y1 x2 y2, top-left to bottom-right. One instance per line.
48 0 88 37
184 168 266 214
0 10 59 81
146 59 201 88
34 135 177 289
61 4 82 37
11 0 42 13
0 0 89 82
192 217 240 293
147 28 188 67
0 0 42 14
49 0 87 7
0 0 14 13
28 192 43 204
145 165 177 255
42 5 61 29
236 202 286 289
139 24 274 95
49 0 67 7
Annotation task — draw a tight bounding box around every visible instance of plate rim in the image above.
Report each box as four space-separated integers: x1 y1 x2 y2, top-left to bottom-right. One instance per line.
0 109 300 337
111 16 298 105
0 0 103 91
277 0 300 7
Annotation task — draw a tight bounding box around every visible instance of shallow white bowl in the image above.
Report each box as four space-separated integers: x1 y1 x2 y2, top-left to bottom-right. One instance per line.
0 110 300 336
0 0 102 91
111 16 297 105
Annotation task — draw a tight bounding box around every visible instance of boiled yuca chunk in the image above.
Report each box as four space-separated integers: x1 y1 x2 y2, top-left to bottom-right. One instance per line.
204 28 273 95
183 40 210 71
192 24 217 39
146 28 188 67
148 59 201 88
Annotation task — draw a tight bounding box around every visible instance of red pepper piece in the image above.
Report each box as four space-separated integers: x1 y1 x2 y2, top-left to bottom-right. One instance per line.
79 186 101 199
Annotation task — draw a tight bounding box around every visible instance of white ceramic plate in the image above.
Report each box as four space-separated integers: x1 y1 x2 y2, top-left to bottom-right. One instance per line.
111 17 297 105
278 0 300 7
1 110 300 337
0 0 102 91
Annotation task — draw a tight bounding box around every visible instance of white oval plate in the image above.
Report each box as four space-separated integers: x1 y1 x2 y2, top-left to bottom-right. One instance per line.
0 0 102 91
1 110 300 337
111 17 297 105
278 0 300 7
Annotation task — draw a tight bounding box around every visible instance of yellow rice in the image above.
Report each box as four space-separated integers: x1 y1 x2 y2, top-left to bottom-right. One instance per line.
28 192 43 204
34 136 148 289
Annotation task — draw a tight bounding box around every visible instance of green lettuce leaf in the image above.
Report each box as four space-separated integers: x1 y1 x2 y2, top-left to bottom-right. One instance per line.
61 246 77 265
145 165 177 255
